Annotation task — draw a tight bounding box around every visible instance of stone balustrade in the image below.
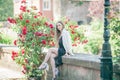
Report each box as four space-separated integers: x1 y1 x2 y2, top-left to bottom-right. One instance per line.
0 45 120 80
58 54 100 80
57 54 120 80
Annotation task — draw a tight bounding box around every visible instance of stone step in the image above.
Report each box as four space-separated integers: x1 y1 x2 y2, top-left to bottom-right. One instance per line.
0 45 53 80
0 53 22 72
0 46 22 72
0 45 26 80
0 66 25 80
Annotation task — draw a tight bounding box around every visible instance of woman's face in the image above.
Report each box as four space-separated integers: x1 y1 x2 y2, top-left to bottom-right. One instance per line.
56 23 63 31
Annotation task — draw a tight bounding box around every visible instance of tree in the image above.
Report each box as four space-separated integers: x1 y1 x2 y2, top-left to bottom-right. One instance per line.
0 0 13 21
88 0 119 20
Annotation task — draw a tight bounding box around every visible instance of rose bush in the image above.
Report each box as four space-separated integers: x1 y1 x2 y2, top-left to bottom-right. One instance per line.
8 1 55 78
61 17 88 47
8 0 87 79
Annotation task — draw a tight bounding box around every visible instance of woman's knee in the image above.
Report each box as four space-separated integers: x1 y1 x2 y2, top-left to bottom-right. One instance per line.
49 48 58 54
51 54 56 58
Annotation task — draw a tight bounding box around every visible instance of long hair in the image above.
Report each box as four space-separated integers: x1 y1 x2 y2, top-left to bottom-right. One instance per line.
55 21 65 47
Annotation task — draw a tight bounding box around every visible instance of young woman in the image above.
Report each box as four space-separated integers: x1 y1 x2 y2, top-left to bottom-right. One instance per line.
39 21 74 80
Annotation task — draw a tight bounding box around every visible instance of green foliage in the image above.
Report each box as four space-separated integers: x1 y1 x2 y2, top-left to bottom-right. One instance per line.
70 0 84 6
84 39 102 55
110 15 120 63
0 0 13 21
83 19 103 55
0 32 12 44
61 17 87 44
9 5 55 77
0 22 3 28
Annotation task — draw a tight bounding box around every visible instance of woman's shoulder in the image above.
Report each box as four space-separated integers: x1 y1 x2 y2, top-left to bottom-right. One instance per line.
62 29 70 37
63 29 69 33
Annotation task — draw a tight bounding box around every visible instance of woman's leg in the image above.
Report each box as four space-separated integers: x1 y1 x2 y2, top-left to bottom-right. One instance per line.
44 48 58 63
39 48 58 69
50 53 57 78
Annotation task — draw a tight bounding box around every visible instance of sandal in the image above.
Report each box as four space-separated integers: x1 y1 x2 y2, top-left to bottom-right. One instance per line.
52 78 56 80
38 63 48 70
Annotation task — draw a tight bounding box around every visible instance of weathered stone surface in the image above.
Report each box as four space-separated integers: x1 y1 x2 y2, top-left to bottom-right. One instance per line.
59 54 100 80
1 46 120 80
0 45 21 71
60 0 91 24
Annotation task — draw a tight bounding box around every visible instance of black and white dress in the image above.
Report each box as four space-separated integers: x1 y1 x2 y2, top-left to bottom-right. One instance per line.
54 37 66 67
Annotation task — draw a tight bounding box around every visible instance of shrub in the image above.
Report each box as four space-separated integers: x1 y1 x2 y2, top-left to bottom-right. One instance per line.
0 32 12 44
0 0 13 21
8 2 55 78
110 14 120 63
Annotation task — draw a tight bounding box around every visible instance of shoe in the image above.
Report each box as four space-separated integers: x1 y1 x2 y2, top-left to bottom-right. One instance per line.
55 68 60 77
38 63 48 70
52 78 56 80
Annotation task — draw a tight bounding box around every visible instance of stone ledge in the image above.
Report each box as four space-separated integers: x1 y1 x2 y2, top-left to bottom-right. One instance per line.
0 44 19 54
1 44 120 80
62 54 100 70
61 54 120 80
0 67 25 80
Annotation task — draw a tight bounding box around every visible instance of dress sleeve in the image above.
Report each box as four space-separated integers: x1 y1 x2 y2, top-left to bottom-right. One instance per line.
62 31 74 55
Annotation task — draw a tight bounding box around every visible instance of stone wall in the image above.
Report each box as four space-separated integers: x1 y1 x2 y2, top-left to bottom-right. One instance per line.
60 0 91 24
59 54 100 80
57 54 120 80
0 45 21 72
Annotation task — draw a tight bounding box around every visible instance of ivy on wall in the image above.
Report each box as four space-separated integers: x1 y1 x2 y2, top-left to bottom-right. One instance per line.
0 0 13 21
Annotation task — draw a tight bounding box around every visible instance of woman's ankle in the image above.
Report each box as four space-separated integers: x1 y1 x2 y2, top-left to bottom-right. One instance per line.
39 62 48 70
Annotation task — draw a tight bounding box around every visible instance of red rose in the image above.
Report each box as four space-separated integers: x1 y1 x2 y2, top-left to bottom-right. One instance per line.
43 34 48 36
7 17 16 24
44 22 49 26
19 34 22 38
22 26 27 35
71 30 75 34
26 20 30 23
23 65 27 70
50 41 55 46
27 10 30 12
19 15 23 20
41 40 46 45
35 32 43 37
72 44 77 46
74 25 78 28
20 5 26 12
38 12 42 16
7 17 12 23
82 40 88 44
49 24 54 28
22 49 25 55
11 51 18 60
34 16 37 18
14 40 17 45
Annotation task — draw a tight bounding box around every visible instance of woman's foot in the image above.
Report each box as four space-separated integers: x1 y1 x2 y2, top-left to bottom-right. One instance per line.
55 68 60 77
52 78 56 80
38 63 48 70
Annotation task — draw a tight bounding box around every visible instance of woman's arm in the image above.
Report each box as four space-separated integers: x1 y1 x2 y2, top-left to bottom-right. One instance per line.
62 30 74 55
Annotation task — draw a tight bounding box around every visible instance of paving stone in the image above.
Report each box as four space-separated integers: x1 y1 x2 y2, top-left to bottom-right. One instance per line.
0 67 26 80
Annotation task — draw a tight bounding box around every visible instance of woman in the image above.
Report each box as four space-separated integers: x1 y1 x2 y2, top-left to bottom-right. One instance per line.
39 21 74 80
